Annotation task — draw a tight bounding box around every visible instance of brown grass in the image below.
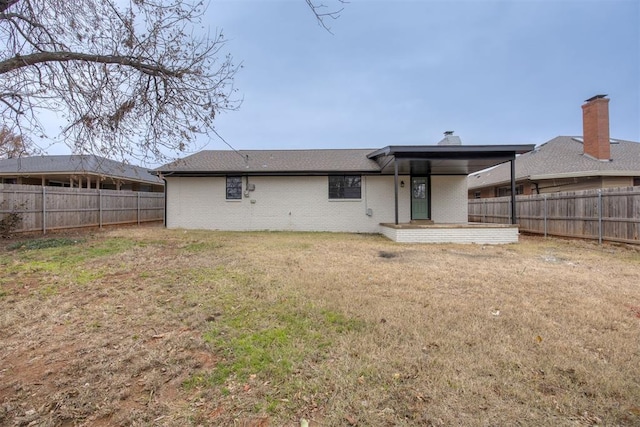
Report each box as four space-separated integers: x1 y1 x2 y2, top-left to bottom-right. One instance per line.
1 227 639 426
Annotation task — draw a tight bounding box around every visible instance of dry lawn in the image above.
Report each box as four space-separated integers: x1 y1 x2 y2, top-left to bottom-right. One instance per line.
1 227 639 426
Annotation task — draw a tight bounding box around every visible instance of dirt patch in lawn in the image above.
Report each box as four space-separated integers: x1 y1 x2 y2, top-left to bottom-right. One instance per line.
1 229 639 426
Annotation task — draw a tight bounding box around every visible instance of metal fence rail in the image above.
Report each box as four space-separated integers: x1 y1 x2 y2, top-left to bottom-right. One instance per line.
469 186 640 244
0 183 164 234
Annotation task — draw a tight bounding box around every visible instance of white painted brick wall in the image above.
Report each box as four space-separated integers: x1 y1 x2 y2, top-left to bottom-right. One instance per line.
381 226 519 244
430 175 468 223
165 175 411 233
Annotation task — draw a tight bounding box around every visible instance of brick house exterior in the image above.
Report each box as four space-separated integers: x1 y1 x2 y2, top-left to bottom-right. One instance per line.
469 96 640 198
156 142 532 243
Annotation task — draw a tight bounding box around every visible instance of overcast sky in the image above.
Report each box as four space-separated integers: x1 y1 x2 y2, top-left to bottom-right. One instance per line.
200 0 639 154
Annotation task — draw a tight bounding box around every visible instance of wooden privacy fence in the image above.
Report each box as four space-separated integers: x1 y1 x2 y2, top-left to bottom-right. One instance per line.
0 183 164 234
469 186 640 244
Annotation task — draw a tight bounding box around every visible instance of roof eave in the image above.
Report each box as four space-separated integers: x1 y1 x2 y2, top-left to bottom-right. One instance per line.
468 177 529 190
529 170 640 180
366 147 391 159
157 169 383 176
468 169 640 190
0 170 162 185
369 145 535 159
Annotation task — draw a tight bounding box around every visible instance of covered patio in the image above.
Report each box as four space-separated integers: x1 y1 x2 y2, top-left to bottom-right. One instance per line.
367 144 534 243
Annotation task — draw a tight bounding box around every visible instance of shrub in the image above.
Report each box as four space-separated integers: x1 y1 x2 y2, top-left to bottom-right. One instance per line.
0 202 25 238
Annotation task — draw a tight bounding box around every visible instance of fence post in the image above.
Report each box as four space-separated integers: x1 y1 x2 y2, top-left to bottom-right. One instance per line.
99 189 103 229
137 192 141 225
597 189 602 245
42 186 46 235
482 199 486 223
543 194 547 238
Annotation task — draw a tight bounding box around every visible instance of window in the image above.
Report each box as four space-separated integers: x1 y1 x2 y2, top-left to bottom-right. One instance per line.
328 175 361 199
634 177 640 187
474 191 481 199
496 184 523 197
226 176 242 200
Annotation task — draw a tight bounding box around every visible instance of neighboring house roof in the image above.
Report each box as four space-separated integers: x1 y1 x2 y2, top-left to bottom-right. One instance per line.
156 145 535 176
156 149 383 174
468 136 640 189
0 155 162 184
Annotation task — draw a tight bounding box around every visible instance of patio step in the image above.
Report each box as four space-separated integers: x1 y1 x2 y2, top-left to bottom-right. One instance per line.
410 219 435 225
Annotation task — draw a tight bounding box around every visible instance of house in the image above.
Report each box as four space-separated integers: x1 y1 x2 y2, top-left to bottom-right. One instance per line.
155 138 533 243
468 95 640 198
0 155 164 192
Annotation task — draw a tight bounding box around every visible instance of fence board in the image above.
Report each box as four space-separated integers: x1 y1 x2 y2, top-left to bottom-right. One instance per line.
469 186 640 244
0 184 164 234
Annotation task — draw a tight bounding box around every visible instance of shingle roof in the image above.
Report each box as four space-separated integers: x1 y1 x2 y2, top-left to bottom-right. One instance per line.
468 136 640 189
155 149 382 174
0 155 162 184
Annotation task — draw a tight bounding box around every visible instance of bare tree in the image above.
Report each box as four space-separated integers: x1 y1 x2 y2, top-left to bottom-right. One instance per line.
0 0 346 163
306 0 347 33
0 0 240 162
0 126 33 158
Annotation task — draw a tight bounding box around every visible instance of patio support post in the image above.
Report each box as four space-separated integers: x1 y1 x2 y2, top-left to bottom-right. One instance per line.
394 158 399 225
510 158 517 225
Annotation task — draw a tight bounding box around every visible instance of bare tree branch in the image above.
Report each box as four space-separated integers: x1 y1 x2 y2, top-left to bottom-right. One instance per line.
0 0 345 163
0 0 19 14
305 0 347 33
0 0 240 163
0 52 188 77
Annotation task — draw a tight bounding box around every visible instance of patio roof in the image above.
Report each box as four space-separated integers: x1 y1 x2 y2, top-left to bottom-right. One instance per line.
367 145 535 175
366 144 535 226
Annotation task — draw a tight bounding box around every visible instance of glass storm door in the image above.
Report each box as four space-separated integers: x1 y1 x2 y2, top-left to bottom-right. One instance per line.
411 177 429 220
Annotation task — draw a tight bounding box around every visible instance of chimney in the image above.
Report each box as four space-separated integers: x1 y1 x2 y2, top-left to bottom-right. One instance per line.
581 94 610 160
437 131 462 146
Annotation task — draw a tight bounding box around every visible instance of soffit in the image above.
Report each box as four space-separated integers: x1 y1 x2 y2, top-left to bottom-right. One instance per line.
371 145 534 175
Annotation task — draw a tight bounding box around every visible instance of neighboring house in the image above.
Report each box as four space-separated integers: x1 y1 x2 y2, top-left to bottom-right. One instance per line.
155 137 533 243
469 95 640 198
0 155 164 192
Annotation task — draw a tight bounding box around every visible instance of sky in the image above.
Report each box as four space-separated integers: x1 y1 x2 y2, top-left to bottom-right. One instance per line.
198 0 639 155
38 0 639 163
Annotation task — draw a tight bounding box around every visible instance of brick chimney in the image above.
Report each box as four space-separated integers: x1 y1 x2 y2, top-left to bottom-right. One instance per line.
581 94 610 160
